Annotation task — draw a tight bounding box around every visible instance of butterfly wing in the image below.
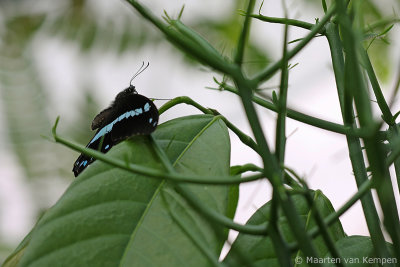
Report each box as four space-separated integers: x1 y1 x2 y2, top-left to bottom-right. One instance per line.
91 86 137 130
91 107 114 130
72 93 158 177
72 129 114 177
110 94 159 142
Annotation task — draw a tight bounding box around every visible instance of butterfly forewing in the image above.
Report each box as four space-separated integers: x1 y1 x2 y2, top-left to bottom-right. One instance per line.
72 88 158 177
111 95 158 142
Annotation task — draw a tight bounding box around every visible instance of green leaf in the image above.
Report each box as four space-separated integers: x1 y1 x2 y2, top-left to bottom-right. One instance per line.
323 236 394 266
2 225 36 267
12 114 235 267
223 190 345 266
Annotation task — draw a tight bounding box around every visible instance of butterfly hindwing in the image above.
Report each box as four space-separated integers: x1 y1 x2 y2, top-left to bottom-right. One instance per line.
91 107 114 130
72 129 114 177
72 86 158 177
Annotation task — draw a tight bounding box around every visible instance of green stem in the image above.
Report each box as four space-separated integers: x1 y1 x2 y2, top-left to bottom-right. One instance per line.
386 135 400 166
275 20 289 164
289 179 373 250
158 96 209 115
222 83 374 138
252 3 336 84
364 17 400 32
149 135 269 235
126 0 235 75
170 20 223 63
167 206 223 267
303 190 344 266
174 184 268 235
230 163 263 175
232 70 321 262
52 117 264 185
153 138 227 266
234 0 255 66
337 0 400 261
315 180 372 238
249 14 316 32
386 125 400 198
325 21 393 261
362 51 393 125
268 194 293 267
158 96 259 153
271 11 294 257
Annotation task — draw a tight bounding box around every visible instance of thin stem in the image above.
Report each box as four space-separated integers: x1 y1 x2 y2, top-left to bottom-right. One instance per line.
159 96 259 153
149 135 269 235
232 70 321 262
234 0 255 66
126 0 235 75
364 17 400 33
152 136 255 265
167 205 223 267
337 0 400 260
230 163 263 175
271 12 296 256
221 83 374 138
268 194 293 267
289 179 373 251
388 60 400 108
252 3 336 84
52 117 264 185
386 125 400 198
158 96 210 115
317 180 372 237
249 14 316 32
303 189 344 266
174 184 268 235
387 131 400 166
275 16 289 164
325 21 393 260
362 51 393 125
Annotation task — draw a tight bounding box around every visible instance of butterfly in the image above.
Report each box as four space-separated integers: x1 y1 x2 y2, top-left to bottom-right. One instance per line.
73 66 158 177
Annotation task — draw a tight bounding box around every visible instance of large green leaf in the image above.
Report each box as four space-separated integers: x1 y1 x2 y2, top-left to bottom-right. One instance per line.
324 236 394 267
6 114 235 267
223 190 346 266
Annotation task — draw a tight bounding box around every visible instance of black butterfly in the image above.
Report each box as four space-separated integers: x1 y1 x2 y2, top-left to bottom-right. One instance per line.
72 85 159 177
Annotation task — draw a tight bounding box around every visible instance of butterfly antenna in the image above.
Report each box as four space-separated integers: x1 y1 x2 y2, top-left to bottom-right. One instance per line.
129 62 150 86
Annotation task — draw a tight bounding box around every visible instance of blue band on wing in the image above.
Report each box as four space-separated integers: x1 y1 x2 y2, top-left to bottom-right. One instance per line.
79 160 88 167
89 102 151 145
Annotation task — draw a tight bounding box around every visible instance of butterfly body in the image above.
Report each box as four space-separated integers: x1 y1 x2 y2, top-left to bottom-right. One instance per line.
73 85 158 177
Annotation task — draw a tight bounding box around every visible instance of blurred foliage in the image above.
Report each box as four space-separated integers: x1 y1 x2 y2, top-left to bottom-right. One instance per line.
193 1 271 75
356 0 394 83
306 0 399 82
0 14 57 179
42 0 160 53
0 0 273 182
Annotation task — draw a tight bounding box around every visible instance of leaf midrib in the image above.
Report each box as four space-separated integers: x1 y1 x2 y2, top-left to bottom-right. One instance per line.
118 116 221 266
